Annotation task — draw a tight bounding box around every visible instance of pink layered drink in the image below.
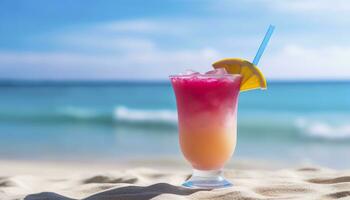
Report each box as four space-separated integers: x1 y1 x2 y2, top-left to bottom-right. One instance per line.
170 71 241 170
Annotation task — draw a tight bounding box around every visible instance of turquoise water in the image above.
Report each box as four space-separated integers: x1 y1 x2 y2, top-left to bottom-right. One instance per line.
0 82 349 168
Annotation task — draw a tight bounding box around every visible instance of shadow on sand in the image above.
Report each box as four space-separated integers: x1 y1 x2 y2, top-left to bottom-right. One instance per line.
24 183 207 200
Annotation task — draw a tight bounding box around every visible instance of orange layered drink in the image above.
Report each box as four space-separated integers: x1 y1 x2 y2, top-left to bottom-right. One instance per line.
170 59 267 189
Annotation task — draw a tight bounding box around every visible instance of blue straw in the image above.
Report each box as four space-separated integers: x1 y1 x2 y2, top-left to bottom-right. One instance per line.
252 25 275 66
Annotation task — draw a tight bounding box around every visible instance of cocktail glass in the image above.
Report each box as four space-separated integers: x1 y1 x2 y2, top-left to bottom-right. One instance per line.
170 73 241 189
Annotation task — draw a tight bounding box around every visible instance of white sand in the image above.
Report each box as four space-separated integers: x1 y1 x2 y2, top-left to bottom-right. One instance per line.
1 160 350 200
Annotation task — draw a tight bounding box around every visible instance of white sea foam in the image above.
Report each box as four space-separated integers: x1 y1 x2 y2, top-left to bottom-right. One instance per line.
113 106 177 124
5 105 178 125
58 106 100 119
296 117 350 139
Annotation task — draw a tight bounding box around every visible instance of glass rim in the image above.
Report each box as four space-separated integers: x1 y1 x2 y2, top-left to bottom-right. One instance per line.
169 74 242 79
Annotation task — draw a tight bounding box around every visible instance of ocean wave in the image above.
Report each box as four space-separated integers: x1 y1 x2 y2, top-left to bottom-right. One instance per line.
0 106 178 127
0 106 113 123
296 118 350 139
2 105 350 139
57 106 105 120
113 106 177 125
58 106 178 126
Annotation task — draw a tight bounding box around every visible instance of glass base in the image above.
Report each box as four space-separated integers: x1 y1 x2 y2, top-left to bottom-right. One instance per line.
182 169 232 189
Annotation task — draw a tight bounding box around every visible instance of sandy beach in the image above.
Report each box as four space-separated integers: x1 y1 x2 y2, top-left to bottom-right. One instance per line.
1 159 350 200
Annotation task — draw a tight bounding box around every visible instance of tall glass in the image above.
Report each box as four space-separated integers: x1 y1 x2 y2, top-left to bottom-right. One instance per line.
170 73 241 189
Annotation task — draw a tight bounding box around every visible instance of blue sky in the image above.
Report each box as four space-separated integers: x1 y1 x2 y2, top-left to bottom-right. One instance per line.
1 0 350 80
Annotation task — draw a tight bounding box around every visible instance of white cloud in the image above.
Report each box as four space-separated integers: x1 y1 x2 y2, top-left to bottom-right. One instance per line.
103 20 159 32
1 15 350 80
264 0 350 13
0 47 221 80
60 35 156 53
0 52 114 66
210 0 350 14
98 19 191 36
2 43 350 80
211 0 350 24
262 44 350 80
0 18 229 80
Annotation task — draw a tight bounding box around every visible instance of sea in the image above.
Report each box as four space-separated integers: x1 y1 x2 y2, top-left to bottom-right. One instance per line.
0 81 349 168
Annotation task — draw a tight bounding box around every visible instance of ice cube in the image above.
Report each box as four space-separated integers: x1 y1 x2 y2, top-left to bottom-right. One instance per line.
183 70 200 76
205 68 228 75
